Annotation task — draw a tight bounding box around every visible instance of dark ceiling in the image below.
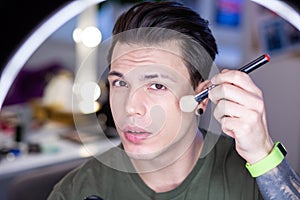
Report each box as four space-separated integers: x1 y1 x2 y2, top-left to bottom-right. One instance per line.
0 0 70 72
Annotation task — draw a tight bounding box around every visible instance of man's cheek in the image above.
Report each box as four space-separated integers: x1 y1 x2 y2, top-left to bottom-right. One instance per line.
145 105 166 133
110 92 127 123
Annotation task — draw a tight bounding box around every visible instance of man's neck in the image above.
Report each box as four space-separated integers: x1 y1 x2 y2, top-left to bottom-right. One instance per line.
131 130 204 193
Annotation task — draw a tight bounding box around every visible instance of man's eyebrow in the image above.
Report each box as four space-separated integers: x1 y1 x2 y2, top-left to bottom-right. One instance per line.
144 74 159 79
108 71 176 82
108 71 123 78
140 73 176 82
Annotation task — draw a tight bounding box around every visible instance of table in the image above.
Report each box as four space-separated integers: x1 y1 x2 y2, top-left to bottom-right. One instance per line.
0 121 120 199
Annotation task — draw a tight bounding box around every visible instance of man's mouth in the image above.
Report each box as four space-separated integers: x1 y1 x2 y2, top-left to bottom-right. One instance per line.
126 130 146 134
123 126 152 143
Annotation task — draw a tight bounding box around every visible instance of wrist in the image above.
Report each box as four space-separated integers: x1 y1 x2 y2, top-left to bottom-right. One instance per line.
245 142 287 177
247 141 274 165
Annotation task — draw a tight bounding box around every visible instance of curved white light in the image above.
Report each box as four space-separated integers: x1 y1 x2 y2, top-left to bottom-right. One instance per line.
0 0 106 110
250 0 300 31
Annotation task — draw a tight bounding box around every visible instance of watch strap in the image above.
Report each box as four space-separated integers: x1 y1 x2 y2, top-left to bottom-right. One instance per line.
245 142 287 177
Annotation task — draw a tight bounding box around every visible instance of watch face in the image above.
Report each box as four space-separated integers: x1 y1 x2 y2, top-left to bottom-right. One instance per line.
277 142 287 156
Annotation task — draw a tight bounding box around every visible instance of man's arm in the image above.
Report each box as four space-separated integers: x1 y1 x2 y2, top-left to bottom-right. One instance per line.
256 159 300 199
209 70 300 199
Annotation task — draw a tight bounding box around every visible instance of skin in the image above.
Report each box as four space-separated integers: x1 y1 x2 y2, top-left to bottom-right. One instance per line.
209 69 274 164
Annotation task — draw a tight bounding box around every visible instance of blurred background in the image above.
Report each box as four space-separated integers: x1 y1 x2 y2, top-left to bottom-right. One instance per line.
0 0 299 199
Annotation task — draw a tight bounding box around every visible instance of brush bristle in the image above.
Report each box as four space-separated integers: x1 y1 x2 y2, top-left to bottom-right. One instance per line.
179 95 198 113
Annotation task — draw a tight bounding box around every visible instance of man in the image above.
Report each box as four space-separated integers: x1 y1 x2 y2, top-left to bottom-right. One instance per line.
48 2 300 199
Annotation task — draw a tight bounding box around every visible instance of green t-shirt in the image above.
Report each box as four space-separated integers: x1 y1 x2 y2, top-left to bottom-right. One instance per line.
47 135 263 200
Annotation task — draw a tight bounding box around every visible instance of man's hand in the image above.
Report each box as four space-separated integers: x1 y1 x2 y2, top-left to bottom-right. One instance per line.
209 69 273 164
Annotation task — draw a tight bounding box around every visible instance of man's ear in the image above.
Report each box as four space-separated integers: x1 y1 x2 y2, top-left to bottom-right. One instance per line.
194 80 210 115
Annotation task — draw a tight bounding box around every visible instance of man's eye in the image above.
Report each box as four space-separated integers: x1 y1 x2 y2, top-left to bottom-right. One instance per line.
149 83 166 90
113 80 128 87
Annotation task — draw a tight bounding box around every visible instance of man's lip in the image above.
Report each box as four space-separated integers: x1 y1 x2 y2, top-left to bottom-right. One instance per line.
122 125 150 134
121 126 152 143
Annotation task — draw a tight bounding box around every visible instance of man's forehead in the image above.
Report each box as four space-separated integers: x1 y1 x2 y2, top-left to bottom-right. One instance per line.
109 41 191 82
111 41 183 61
109 65 179 82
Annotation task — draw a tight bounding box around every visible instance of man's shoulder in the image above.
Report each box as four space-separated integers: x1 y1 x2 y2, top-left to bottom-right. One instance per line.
49 146 124 197
56 146 121 184
48 146 123 199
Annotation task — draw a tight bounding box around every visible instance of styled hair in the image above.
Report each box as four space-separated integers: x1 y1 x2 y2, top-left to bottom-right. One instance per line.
108 1 218 89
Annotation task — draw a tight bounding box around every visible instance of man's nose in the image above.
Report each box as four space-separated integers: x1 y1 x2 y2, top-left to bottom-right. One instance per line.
125 88 147 116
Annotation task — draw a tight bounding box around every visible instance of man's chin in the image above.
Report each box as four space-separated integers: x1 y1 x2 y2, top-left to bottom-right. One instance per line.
125 148 161 161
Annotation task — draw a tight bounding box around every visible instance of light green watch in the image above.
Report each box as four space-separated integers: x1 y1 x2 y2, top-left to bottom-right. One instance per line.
245 142 287 177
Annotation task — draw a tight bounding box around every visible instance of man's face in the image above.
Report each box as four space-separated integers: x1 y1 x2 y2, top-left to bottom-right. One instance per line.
108 42 198 160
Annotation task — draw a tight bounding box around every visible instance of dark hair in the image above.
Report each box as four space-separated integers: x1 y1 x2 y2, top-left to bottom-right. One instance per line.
108 1 218 89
